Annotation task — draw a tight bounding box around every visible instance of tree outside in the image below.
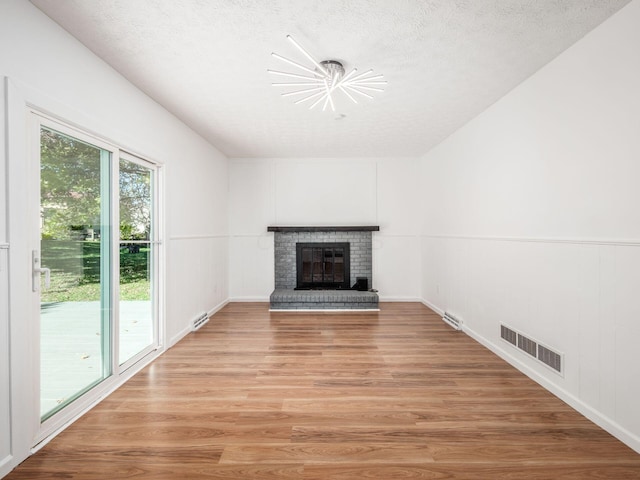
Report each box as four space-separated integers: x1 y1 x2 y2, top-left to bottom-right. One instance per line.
40 127 151 302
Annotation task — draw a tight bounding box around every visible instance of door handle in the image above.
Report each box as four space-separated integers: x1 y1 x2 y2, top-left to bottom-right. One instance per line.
32 250 51 292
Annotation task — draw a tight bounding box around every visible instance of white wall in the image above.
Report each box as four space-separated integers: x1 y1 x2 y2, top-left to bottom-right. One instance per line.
0 1 228 476
229 157 421 301
420 0 640 453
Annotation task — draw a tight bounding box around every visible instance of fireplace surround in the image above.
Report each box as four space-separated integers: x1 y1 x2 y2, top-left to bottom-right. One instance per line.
268 226 379 310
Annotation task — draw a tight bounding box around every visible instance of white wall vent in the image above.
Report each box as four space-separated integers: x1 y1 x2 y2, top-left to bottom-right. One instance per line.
442 312 462 331
191 312 209 331
500 323 563 376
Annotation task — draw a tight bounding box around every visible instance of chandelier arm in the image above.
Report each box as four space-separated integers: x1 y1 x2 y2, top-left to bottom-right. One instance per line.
344 85 374 99
349 74 385 83
286 35 330 76
281 87 325 97
321 78 335 111
294 90 325 104
350 80 388 86
272 82 326 87
343 69 375 83
338 85 358 104
346 84 384 92
322 95 330 111
309 92 328 110
267 70 323 81
326 91 336 111
271 53 318 76
330 68 357 90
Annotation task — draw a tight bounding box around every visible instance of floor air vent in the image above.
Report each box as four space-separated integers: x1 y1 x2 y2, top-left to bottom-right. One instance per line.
192 312 209 331
500 323 563 376
442 312 462 331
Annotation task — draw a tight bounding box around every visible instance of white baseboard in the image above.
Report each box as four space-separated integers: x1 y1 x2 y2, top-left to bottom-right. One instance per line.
422 297 640 455
169 299 230 347
421 298 444 316
169 324 191 348
228 296 270 302
0 454 14 479
207 298 230 317
378 296 422 302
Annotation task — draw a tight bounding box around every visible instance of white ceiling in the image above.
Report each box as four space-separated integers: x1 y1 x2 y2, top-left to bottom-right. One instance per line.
31 0 630 158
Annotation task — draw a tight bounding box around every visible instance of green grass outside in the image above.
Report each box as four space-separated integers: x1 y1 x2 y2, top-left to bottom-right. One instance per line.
41 240 151 302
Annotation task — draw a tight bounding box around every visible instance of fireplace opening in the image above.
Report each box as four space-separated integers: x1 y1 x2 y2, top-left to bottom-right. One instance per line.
296 242 350 290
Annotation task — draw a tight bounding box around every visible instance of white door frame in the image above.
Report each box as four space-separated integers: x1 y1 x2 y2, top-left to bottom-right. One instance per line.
3 77 165 477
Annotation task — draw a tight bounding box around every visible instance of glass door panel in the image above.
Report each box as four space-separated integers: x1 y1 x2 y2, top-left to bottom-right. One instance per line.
118 157 154 365
39 126 111 420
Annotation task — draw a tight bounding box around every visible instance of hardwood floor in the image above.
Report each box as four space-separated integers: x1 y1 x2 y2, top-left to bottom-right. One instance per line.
6 302 640 479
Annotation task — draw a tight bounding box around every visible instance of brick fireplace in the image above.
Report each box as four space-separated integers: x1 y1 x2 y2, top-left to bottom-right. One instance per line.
267 226 379 310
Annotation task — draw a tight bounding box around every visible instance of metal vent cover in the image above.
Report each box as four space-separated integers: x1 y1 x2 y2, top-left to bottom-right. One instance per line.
442 312 462 331
192 312 209 331
500 325 517 346
500 323 563 376
538 344 562 373
517 334 538 357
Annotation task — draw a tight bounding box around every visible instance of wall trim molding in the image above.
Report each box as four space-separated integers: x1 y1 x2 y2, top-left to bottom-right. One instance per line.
422 233 640 247
169 234 228 241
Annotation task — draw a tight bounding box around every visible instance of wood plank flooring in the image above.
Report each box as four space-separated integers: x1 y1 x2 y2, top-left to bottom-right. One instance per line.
6 302 640 479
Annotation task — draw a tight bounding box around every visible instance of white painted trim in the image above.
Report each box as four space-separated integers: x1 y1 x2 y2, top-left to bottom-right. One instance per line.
422 233 640 247
0 244 8 249
229 234 273 238
0 455 14 478
168 325 192 348
169 234 228 241
207 299 230 318
6 75 39 473
3 77 171 474
421 299 444 316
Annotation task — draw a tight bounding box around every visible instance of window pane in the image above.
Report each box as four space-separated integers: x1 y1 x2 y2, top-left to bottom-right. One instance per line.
40 127 111 420
119 158 154 365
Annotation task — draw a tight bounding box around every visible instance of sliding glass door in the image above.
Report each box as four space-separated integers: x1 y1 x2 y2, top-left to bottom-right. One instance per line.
118 154 156 366
38 126 112 420
34 115 159 427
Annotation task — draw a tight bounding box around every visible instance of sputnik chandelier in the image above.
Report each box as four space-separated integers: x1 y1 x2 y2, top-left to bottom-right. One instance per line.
268 35 387 111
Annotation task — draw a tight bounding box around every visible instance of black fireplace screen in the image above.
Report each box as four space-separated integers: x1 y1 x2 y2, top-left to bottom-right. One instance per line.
296 242 350 289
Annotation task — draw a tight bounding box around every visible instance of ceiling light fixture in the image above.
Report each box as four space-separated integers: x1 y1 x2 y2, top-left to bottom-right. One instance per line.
268 35 386 112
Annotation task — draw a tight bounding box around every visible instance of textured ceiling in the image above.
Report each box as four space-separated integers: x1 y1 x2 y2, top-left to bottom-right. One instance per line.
30 0 631 158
